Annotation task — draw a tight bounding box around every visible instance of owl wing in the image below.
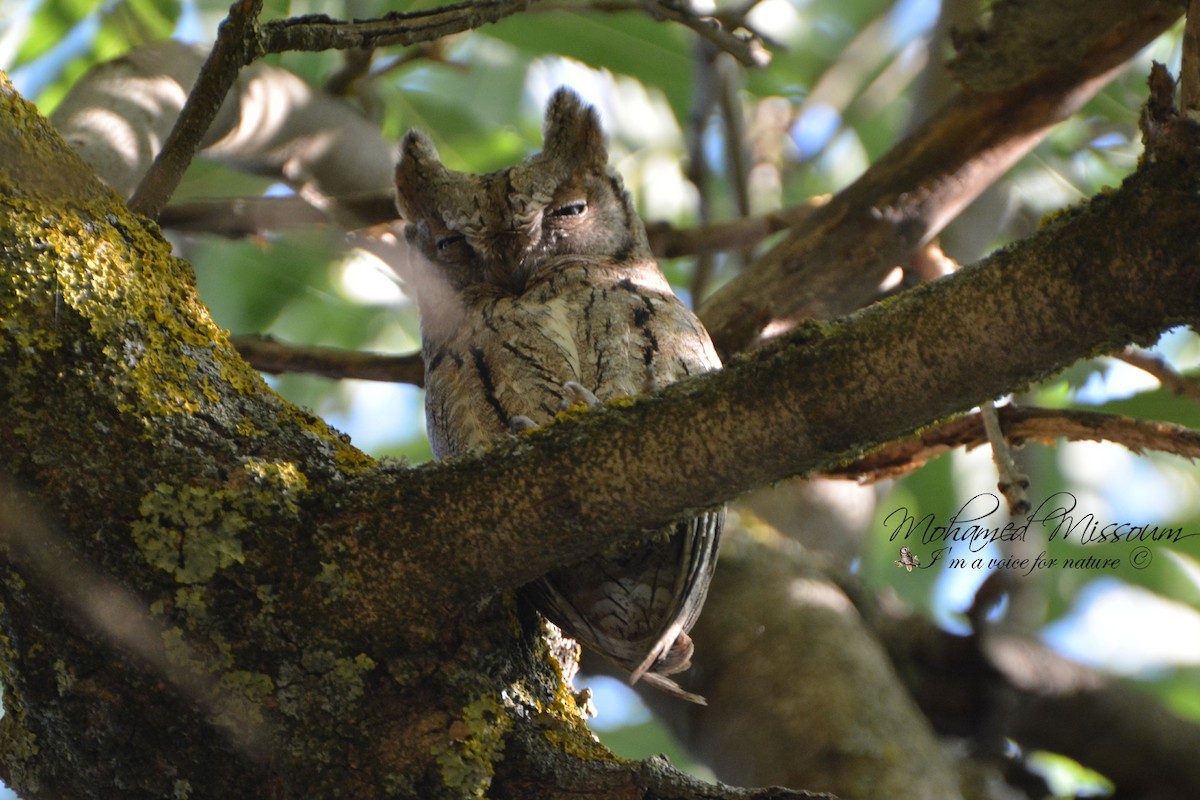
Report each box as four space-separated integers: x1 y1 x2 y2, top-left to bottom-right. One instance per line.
528 507 722 703
629 506 724 676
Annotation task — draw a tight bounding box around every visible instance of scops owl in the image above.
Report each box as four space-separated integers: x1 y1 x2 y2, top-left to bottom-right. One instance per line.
394 88 723 703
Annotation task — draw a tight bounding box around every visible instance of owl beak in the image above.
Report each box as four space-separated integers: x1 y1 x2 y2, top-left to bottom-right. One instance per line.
493 229 534 263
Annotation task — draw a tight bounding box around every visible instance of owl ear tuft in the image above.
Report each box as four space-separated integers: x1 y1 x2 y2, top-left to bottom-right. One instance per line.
395 130 447 219
542 88 607 172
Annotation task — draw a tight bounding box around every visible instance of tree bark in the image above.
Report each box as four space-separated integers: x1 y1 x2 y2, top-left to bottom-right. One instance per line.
3 20 1200 800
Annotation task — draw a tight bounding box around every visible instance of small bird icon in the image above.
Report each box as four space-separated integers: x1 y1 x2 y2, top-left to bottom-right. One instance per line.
894 546 920 572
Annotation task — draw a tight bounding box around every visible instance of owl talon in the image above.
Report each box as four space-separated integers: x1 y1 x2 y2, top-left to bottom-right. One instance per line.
560 381 600 410
509 415 537 434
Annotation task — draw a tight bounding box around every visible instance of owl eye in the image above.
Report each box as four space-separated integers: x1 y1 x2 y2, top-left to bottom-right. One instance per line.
436 233 466 251
550 201 588 218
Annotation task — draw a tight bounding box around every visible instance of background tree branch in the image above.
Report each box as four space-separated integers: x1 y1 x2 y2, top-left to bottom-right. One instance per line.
698 0 1184 355
5 0 1200 797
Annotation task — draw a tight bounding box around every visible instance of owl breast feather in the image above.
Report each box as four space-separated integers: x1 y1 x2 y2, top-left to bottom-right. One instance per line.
423 260 720 457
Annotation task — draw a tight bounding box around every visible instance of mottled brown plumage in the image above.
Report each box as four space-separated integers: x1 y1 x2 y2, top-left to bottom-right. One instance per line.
395 89 722 702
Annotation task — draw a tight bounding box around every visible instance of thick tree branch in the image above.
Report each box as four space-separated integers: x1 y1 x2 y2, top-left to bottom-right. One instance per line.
5 24 1200 795
698 0 1183 355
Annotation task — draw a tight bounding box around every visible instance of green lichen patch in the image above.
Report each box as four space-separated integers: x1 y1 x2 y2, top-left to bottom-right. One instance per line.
132 483 248 584
277 650 376 713
156 625 274 738
432 694 511 799
131 458 311 584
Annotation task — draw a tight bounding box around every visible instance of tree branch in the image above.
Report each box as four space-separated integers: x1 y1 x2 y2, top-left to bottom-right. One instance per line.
5 34 1200 796
637 0 769 69
865 598 1200 800
231 334 426 386
157 192 821 261
826 406 1200 483
256 0 535 53
698 0 1183 355
125 0 534 219
128 0 265 218
1114 348 1200 403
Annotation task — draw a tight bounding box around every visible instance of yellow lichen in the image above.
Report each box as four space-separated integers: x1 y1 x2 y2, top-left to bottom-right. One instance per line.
314 561 356 605
433 694 511 798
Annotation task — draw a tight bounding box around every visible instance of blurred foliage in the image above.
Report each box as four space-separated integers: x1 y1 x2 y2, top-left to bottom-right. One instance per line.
4 0 1200 788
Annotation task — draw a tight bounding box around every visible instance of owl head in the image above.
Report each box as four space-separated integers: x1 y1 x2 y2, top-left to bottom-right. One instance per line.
394 88 653 298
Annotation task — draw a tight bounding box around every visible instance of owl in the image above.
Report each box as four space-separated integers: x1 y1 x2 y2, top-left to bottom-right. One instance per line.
895 546 920 572
394 88 723 703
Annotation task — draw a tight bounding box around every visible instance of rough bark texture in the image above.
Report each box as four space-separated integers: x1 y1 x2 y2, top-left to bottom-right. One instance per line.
3 7 1200 800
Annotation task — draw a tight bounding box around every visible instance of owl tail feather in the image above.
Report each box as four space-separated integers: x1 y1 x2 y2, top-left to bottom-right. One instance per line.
629 628 706 704
639 672 707 705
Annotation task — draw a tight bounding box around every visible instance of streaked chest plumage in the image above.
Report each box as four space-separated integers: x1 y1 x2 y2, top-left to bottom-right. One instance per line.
422 260 720 459
395 88 723 703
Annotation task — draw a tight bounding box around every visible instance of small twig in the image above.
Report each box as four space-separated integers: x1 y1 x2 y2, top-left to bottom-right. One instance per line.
1182 0 1200 112
1113 348 1200 403
160 191 402 235
257 0 535 54
370 42 458 80
544 0 769 67
231 335 426 386
644 200 822 258
827 406 1200 483
639 0 769 68
128 0 265 219
160 197 331 236
980 401 1030 516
